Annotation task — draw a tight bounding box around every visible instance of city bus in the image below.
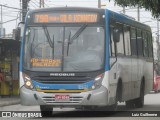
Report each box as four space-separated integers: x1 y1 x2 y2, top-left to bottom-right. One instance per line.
19 7 153 116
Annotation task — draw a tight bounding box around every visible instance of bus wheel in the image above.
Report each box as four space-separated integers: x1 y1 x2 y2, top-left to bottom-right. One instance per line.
109 102 118 111
126 100 135 109
134 82 144 108
109 83 121 111
40 105 53 117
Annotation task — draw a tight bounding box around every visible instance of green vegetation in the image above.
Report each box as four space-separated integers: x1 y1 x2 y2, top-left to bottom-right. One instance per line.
110 0 160 18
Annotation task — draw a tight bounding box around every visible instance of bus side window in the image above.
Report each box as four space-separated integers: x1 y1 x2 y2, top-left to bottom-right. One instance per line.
137 29 143 57
110 26 116 57
115 23 124 56
147 32 153 58
142 31 149 57
109 25 117 67
130 28 137 56
124 25 131 56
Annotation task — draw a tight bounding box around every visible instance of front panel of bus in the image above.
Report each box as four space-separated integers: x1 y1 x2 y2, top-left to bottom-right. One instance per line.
20 8 109 106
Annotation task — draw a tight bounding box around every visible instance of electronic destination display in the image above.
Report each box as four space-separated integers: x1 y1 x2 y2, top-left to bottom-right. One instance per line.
34 12 98 23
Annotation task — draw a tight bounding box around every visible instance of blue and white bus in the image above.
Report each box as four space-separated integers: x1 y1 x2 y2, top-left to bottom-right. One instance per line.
20 7 153 116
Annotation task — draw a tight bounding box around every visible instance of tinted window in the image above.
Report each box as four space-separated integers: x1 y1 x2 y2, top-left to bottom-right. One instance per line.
143 31 149 57
116 23 124 56
130 28 137 56
110 26 116 57
137 29 143 56
109 21 117 67
124 25 131 56
147 32 153 58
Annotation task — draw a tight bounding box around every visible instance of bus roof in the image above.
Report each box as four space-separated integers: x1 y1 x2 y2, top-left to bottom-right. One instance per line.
26 7 151 32
106 9 151 32
27 7 104 14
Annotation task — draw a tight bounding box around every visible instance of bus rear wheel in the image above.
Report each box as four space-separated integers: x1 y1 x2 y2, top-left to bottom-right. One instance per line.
134 82 144 108
126 100 135 109
40 105 53 117
126 82 144 109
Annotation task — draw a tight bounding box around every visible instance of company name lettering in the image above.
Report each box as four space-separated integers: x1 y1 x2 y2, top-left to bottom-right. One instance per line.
50 73 75 76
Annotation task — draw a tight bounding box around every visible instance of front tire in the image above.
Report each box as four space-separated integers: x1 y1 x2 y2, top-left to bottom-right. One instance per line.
109 82 121 111
109 102 118 111
40 105 53 117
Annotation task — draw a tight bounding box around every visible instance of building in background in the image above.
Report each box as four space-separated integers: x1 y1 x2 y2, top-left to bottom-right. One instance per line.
0 38 20 96
0 28 5 38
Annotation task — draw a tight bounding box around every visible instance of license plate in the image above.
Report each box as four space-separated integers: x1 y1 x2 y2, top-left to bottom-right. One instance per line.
55 95 70 101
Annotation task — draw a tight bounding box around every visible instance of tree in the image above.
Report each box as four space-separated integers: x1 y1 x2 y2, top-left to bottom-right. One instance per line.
110 0 160 18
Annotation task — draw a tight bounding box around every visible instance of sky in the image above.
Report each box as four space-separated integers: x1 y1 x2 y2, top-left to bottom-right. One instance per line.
0 0 158 38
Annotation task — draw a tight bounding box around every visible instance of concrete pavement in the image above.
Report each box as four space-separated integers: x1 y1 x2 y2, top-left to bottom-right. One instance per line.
0 96 20 107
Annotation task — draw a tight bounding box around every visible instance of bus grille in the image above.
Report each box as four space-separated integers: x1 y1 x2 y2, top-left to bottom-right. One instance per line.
32 76 92 84
42 96 83 104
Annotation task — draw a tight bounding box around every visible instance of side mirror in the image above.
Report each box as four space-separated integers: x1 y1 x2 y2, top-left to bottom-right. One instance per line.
113 28 120 42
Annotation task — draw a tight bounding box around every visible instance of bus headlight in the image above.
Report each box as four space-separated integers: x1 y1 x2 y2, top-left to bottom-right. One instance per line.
22 73 34 89
92 74 104 90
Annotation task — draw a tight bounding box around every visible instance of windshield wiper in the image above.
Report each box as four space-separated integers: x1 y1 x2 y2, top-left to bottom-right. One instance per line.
66 24 87 56
67 31 71 56
42 26 55 58
42 26 54 48
69 24 88 44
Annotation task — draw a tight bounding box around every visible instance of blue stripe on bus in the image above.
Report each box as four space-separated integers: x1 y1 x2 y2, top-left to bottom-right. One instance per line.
19 32 24 72
105 10 110 71
20 14 29 72
20 36 24 72
32 80 94 90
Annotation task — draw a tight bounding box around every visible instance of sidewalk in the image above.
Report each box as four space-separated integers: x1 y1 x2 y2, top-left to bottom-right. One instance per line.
0 96 20 107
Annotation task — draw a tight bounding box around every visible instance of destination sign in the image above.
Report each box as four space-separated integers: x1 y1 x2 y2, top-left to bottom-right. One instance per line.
30 58 61 67
34 12 98 23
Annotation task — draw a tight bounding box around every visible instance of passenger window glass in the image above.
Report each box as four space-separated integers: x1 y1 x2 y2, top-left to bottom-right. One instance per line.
137 29 143 56
124 25 131 56
147 33 153 58
143 32 149 57
109 20 116 67
110 26 116 57
109 21 117 67
116 23 124 56
130 28 137 56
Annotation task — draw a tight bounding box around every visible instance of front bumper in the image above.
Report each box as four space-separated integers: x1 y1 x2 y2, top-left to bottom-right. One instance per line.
20 86 108 107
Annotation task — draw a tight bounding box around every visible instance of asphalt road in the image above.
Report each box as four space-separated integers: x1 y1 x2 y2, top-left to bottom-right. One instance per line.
0 91 160 119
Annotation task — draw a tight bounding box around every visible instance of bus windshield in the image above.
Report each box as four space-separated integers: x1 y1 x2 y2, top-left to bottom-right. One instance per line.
23 25 105 72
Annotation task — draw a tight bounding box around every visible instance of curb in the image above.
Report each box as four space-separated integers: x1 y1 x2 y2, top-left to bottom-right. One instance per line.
0 100 21 107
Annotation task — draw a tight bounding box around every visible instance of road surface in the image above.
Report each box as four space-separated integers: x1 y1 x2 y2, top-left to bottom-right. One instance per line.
0 91 160 119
